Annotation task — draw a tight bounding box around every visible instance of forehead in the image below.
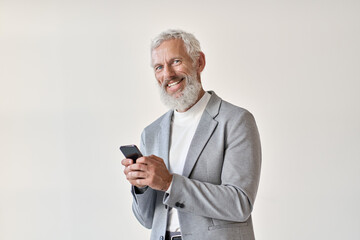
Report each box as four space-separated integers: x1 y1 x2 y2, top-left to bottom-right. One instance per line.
151 39 190 65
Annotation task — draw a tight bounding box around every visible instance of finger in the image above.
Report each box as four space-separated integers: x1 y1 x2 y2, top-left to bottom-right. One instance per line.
124 165 143 176
127 171 147 180
136 155 162 164
121 158 133 167
149 155 165 163
128 179 147 188
135 178 148 186
135 156 149 164
128 163 147 172
123 166 132 175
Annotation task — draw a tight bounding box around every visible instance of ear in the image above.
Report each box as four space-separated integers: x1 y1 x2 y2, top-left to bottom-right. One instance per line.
197 52 206 74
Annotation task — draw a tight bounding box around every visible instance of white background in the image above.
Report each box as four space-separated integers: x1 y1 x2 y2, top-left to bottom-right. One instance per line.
1 0 359 239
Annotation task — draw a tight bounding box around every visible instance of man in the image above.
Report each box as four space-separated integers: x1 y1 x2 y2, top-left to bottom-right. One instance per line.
122 29 261 240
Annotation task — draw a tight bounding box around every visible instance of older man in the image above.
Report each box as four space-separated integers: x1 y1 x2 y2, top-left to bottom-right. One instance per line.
122 29 261 240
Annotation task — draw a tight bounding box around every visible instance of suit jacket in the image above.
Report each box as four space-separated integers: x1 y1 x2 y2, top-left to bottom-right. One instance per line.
131 91 261 240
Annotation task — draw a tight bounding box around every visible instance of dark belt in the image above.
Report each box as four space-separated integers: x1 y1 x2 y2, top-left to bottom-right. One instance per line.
165 231 182 240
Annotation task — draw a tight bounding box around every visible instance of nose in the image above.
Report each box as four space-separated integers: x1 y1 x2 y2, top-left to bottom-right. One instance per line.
163 64 176 81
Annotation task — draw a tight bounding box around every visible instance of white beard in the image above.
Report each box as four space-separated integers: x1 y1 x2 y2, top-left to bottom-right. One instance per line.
158 72 202 111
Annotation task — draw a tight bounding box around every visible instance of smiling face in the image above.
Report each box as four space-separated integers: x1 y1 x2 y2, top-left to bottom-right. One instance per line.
151 39 205 111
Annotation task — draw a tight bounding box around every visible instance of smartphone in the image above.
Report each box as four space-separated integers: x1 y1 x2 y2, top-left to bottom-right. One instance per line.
119 144 143 162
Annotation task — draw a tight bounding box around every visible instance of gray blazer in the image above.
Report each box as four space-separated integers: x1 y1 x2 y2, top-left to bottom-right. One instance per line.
131 91 261 240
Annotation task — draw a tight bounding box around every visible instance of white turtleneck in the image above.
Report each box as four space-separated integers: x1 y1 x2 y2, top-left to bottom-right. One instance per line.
166 91 211 232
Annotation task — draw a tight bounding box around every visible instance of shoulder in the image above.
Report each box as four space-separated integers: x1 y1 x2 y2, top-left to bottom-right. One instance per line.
219 100 255 124
220 99 251 115
207 91 255 121
210 95 260 145
206 92 258 139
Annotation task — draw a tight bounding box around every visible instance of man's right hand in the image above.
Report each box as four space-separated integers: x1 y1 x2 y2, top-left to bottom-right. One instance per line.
121 155 173 191
121 158 147 188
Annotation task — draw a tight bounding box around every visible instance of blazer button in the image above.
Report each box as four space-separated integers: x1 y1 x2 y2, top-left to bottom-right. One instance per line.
159 236 164 240
175 202 184 208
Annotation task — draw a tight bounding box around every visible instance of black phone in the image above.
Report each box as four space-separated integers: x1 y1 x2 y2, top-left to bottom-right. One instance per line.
119 144 143 162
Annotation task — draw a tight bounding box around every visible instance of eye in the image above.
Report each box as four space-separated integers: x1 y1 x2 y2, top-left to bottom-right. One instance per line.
173 59 181 65
155 65 163 72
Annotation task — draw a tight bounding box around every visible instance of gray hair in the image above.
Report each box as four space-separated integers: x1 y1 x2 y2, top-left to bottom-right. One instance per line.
151 29 202 64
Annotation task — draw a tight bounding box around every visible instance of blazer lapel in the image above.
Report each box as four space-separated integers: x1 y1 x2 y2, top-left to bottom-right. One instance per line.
157 110 173 169
182 91 222 178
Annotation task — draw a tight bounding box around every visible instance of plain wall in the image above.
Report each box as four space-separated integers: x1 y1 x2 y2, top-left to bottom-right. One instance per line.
1 0 359 239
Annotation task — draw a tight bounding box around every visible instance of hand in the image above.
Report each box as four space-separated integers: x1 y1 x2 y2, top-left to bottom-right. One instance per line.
121 158 147 188
121 155 173 191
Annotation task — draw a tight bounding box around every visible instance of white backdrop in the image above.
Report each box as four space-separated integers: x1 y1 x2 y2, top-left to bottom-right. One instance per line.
1 0 359 239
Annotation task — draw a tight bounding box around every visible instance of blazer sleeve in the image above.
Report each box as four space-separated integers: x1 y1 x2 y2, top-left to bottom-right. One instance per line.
130 131 157 229
131 186 156 229
163 110 261 222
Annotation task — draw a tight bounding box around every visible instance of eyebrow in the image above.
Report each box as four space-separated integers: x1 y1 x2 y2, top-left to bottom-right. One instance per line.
152 57 183 67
